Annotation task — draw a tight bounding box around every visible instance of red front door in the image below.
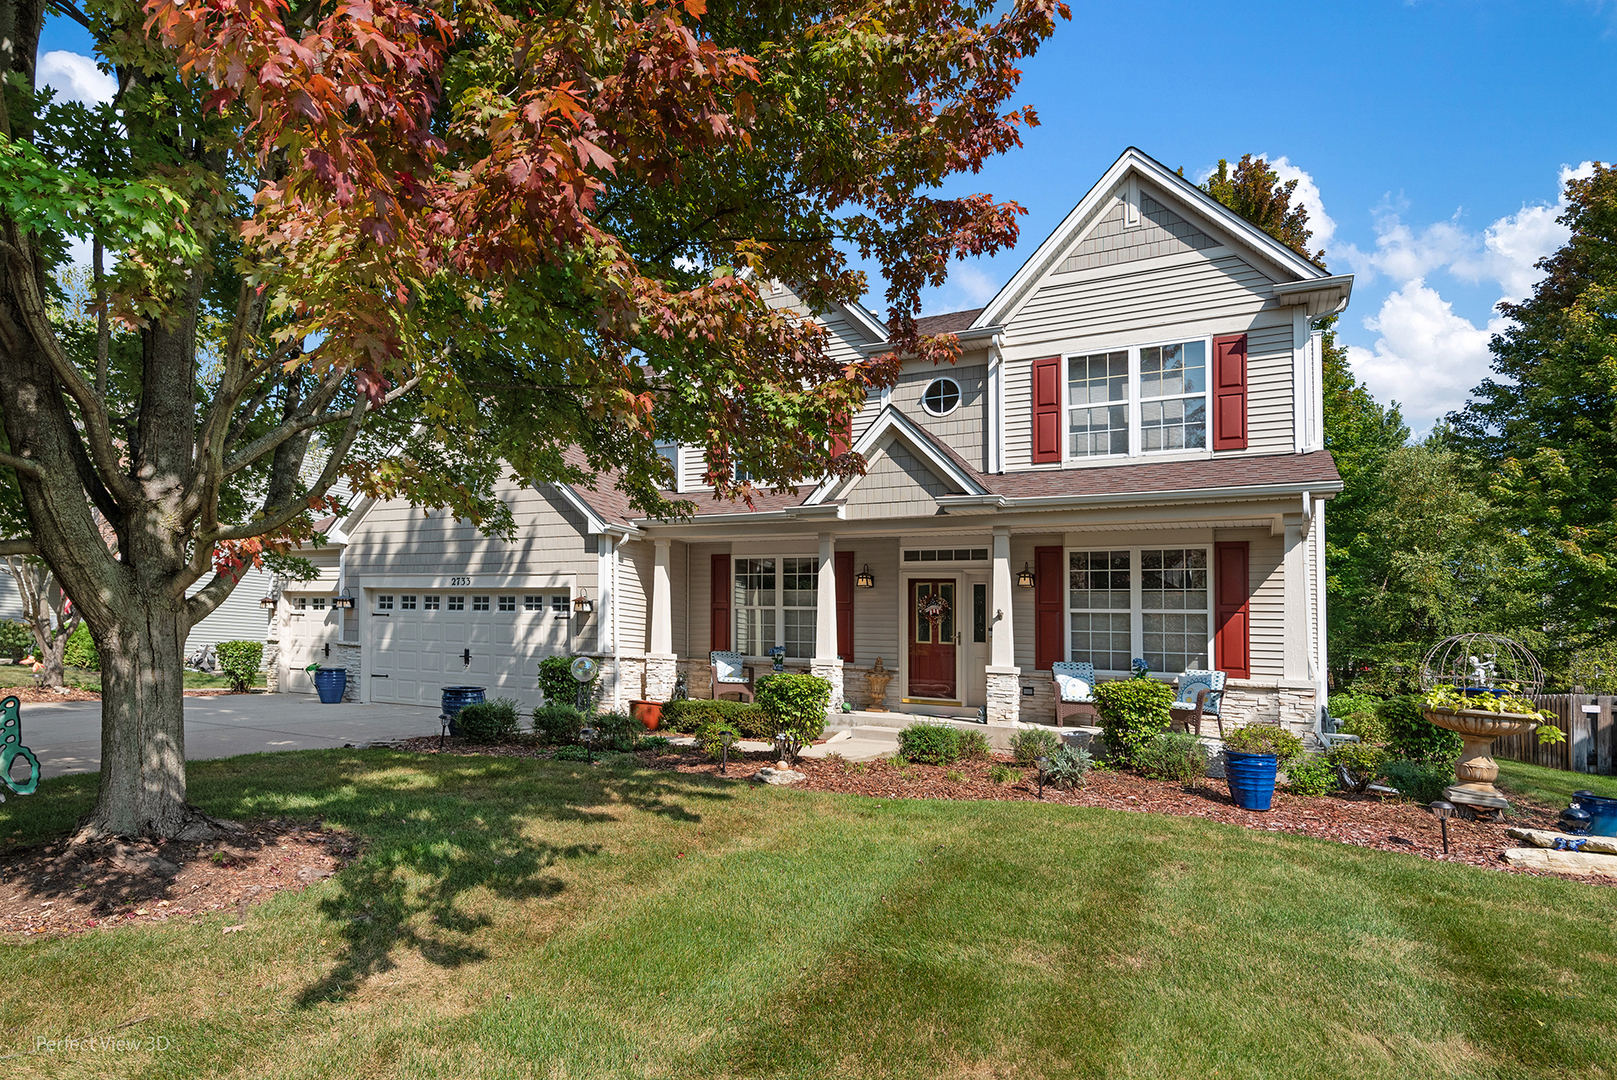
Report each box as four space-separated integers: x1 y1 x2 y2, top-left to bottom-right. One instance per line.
909 580 958 700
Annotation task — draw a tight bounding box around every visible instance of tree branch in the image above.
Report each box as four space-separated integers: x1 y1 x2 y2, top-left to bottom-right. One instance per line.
0 450 44 478
0 539 38 557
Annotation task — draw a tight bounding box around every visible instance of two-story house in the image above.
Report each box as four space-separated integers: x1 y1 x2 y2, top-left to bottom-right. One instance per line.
266 148 1348 739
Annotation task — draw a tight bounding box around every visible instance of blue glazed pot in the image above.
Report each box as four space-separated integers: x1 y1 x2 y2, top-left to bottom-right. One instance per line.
1225 750 1279 811
440 686 486 736
1572 791 1617 838
313 667 347 705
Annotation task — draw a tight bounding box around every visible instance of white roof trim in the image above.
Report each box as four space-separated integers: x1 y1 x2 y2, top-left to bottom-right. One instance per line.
548 483 609 534
836 299 891 344
803 405 988 506
972 147 1334 330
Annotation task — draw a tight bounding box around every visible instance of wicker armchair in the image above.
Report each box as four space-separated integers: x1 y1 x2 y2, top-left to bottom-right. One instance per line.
709 651 757 703
1170 670 1226 737
1051 661 1097 728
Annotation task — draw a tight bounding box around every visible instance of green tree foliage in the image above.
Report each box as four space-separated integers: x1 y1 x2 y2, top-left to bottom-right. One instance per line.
1200 155 1325 268
1450 163 1617 647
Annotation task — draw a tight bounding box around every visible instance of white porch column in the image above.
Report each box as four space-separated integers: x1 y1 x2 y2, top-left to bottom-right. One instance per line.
644 537 677 702
986 526 1020 723
811 531 844 713
1283 518 1309 682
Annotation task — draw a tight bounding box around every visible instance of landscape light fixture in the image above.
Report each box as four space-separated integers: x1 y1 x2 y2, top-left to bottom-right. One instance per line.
1429 800 1456 854
856 565 876 589
774 732 790 767
572 593 594 615
1035 756 1050 799
579 726 596 765
1016 563 1035 588
719 730 737 774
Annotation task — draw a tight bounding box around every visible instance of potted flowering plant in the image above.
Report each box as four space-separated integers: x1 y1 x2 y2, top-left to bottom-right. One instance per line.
767 645 786 673
1221 725 1304 811
1421 682 1563 809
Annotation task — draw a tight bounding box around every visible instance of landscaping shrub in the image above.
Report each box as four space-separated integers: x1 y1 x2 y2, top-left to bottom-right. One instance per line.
956 730 993 761
214 639 263 693
898 723 961 765
1338 711 1391 746
552 745 592 761
531 704 584 745
588 711 641 752
988 763 1019 784
1328 690 1382 723
755 672 831 763
1328 740 1390 793
457 698 522 744
1379 694 1463 764
1134 731 1206 783
1092 678 1174 767
1045 744 1093 789
1009 726 1060 765
0 620 32 662
944 768 966 783
662 698 768 737
1223 724 1304 765
1286 755 1338 796
1380 758 1453 804
697 719 744 762
635 735 672 753
538 655 589 707
63 623 99 671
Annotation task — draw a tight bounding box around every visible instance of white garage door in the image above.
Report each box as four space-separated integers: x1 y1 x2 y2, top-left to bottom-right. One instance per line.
368 591 574 710
276 596 341 694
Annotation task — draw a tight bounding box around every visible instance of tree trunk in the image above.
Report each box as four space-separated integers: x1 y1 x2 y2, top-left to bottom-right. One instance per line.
77 592 192 839
38 623 66 688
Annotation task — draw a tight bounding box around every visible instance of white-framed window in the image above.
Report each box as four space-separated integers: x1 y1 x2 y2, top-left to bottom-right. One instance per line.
312 596 327 610
551 594 569 615
524 595 542 611
655 441 680 491
424 595 440 611
399 595 416 610
498 595 515 612
921 378 961 416
1067 546 1212 675
376 594 394 610
448 595 465 611
733 556 818 658
472 595 490 612
1064 337 1212 461
294 596 308 610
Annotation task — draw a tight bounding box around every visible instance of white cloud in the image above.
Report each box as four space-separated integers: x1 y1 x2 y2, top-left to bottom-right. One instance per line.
1265 155 1336 251
922 262 1000 316
1345 279 1505 429
38 51 116 106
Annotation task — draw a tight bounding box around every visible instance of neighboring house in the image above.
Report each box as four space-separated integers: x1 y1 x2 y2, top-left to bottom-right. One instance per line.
268 148 1347 740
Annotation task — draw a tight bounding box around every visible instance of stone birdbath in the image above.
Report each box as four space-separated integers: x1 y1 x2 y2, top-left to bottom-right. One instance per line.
1421 704 1542 813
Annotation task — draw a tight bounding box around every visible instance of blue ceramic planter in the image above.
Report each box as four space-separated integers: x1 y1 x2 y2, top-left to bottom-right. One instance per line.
313 667 347 704
1573 790 1617 838
1225 750 1279 811
440 686 486 736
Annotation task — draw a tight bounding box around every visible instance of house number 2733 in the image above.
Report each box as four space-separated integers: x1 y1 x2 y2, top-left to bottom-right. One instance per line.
449 576 472 586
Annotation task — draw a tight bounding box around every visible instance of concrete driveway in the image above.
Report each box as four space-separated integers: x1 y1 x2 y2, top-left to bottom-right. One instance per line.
10 693 445 781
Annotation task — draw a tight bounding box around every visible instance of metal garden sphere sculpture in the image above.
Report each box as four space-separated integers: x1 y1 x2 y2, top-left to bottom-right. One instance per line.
1419 633 1543 694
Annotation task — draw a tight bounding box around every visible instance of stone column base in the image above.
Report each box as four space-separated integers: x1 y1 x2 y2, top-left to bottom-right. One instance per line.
810 658 845 717
986 666 1021 725
643 654 677 703
332 642 362 703
263 641 281 693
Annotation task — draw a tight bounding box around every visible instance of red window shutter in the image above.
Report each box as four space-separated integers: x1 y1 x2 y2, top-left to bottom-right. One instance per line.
1212 334 1248 451
1214 541 1250 679
830 412 852 458
1034 545 1064 671
1031 357 1063 463
710 553 731 653
835 551 855 662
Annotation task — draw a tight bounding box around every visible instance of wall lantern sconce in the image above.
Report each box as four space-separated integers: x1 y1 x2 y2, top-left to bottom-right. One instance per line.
258 594 278 609
331 593 356 610
855 564 876 589
572 593 595 615
1016 562 1036 588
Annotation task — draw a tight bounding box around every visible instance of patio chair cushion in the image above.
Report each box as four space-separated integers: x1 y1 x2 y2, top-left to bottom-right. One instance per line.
1175 669 1225 715
710 651 748 684
1051 661 1095 702
1053 673 1092 702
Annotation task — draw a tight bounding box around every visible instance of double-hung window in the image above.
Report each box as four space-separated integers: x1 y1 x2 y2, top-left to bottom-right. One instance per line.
733 556 818 658
1064 337 1210 460
1068 546 1212 675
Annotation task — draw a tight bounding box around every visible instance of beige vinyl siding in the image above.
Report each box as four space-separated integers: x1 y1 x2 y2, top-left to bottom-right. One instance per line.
616 539 652 656
1244 531 1286 680
839 538 898 665
842 438 955 520
1058 193 1218 273
1245 321 1296 454
668 540 689 658
890 362 987 466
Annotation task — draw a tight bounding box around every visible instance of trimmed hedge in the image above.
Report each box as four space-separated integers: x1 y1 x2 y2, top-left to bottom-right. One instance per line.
215 639 263 693
532 704 584 745
898 723 961 765
457 698 522 744
755 673 831 764
662 698 768 736
1092 678 1174 767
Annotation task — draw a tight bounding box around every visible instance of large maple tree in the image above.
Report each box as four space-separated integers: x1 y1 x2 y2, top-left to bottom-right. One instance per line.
0 0 1068 837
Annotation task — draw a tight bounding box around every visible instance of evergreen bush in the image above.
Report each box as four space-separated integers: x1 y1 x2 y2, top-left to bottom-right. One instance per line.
1327 740 1390 793
1285 755 1338 796
214 639 263 693
457 698 522 744
1009 726 1060 765
956 730 993 761
0 620 33 662
538 655 586 707
63 623 99 671
898 723 961 765
1380 759 1453 804
697 719 744 762
588 711 641 752
1092 678 1174 767
531 703 584 745
661 698 767 736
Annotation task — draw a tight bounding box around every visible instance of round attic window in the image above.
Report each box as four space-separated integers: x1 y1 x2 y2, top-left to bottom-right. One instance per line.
921 378 961 416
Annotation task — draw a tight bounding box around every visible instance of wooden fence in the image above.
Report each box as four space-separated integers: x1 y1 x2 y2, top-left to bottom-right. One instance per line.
1491 694 1616 775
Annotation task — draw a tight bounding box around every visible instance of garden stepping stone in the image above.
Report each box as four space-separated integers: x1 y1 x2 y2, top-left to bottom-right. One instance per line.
1506 827 1617 856
754 768 806 786
1501 847 1617 879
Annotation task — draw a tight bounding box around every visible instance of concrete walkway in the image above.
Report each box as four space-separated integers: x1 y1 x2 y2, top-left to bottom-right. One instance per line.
9 693 444 781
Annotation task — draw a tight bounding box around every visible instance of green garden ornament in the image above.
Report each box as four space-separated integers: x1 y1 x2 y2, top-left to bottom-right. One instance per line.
1 696 41 797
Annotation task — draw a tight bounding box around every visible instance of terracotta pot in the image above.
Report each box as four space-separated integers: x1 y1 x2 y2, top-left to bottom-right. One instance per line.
630 700 663 731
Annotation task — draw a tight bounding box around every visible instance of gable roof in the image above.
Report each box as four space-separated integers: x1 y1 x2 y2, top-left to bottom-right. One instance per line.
971 147 1335 331
807 405 991 506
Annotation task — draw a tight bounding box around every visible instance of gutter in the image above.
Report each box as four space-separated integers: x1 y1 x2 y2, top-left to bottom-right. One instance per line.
935 478 1345 514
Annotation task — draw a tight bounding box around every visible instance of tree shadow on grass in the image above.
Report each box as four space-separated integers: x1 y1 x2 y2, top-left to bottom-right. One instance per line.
185 749 739 1006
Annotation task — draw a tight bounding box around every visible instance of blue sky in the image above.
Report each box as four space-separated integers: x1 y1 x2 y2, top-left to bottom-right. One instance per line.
36 0 1615 431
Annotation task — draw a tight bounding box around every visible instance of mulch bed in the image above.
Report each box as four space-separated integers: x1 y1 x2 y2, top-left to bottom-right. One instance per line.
403 735 1612 887
0 820 357 938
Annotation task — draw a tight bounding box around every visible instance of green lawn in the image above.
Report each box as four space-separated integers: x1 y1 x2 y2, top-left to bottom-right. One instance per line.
3 752 1616 1079
0 666 264 693
1497 759 1617 807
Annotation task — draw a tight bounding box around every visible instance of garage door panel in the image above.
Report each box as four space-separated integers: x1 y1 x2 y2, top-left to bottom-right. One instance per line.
368 588 558 710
